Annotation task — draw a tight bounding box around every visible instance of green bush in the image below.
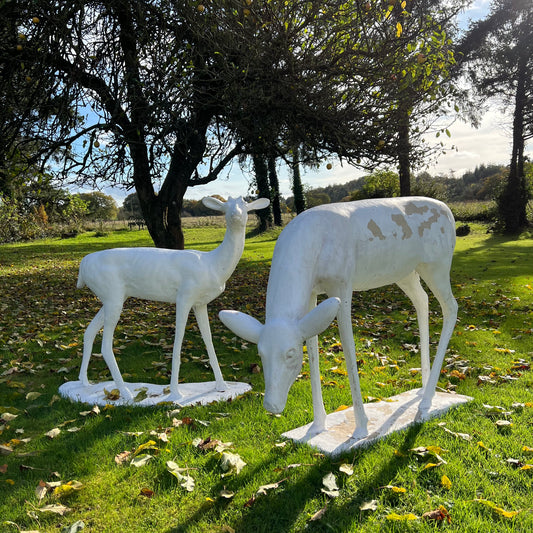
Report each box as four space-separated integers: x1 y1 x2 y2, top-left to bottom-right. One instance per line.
0 196 48 243
448 201 497 223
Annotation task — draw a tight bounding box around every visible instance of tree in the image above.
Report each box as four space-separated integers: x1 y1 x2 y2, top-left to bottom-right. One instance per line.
121 192 143 220
4 0 470 247
350 170 400 200
459 0 532 232
385 0 468 195
77 192 118 220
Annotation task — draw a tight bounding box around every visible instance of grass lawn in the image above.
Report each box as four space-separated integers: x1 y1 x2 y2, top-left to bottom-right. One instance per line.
1 223 532 532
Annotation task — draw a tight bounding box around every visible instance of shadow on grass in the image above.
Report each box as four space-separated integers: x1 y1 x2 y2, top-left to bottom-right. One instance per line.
167 424 422 533
453 233 533 281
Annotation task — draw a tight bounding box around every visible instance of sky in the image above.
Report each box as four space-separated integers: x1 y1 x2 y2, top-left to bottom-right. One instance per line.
97 0 531 205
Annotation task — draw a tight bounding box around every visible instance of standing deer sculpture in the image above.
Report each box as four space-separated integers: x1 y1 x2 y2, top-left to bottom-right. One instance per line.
219 197 457 440
77 195 269 402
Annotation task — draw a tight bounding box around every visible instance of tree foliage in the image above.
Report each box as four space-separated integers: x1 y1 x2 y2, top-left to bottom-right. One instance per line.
459 0 532 233
2 0 473 247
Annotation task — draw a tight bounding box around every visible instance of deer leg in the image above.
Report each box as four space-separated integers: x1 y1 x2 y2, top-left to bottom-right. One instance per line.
306 294 327 436
396 272 430 387
337 290 368 440
79 307 105 386
193 304 226 392
307 333 327 435
416 263 458 421
167 298 192 403
100 302 133 400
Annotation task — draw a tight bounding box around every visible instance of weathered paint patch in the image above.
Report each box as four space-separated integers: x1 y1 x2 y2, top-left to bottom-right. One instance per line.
367 220 386 240
418 208 441 237
391 213 413 240
405 202 429 216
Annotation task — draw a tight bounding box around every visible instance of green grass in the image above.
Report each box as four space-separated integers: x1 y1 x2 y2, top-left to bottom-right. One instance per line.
1 224 532 532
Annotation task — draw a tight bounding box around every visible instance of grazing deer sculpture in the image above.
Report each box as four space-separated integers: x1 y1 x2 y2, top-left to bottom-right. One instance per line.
219 197 457 439
77 195 269 402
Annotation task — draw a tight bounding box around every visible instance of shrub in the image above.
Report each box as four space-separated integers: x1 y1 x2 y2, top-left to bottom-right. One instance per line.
448 201 497 223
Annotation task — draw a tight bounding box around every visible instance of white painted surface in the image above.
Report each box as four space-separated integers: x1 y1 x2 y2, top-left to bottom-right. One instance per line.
220 197 458 440
58 379 251 407
282 389 473 456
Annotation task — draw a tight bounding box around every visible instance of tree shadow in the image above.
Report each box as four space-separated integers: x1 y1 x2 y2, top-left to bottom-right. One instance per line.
452 233 533 281
167 423 422 533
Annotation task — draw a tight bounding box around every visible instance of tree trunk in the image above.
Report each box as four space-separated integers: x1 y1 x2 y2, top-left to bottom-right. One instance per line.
252 153 273 232
268 156 282 226
499 50 528 234
291 146 306 214
398 103 411 196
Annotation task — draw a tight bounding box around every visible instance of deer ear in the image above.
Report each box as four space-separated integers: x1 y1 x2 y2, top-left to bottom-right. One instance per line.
246 198 270 212
219 310 263 344
298 297 340 341
202 196 227 212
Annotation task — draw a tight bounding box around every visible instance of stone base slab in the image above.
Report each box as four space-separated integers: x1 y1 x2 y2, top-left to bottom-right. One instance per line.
282 388 473 456
58 380 251 407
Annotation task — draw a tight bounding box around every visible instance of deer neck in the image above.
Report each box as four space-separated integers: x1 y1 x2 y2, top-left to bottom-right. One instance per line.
265 251 315 322
209 222 246 282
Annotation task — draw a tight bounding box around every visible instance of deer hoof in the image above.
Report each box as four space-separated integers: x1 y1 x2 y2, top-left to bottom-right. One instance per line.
351 425 369 441
166 391 184 405
215 381 228 393
120 387 134 401
307 420 327 437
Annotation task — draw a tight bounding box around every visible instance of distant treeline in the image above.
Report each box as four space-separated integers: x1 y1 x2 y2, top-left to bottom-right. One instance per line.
285 164 512 210
120 163 530 221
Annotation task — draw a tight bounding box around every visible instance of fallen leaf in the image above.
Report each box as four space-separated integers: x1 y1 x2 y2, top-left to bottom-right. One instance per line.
1 412 18 422
0 464 7 473
134 388 148 402
61 520 85 532
115 451 132 465
473 498 520 518
441 474 452 490
495 420 513 429
321 472 339 498
53 481 83 498
309 503 328 521
133 440 158 456
38 503 72 516
442 426 472 441
220 452 246 476
339 463 354 476
166 461 195 492
140 487 155 498
220 489 235 499
26 392 42 401
130 454 153 467
196 437 221 452
423 506 451 523
256 480 285 496
359 499 378 512
383 484 407 493
386 512 418 521
0 445 13 456
477 441 492 452
45 428 61 439
79 405 100 417
420 462 443 472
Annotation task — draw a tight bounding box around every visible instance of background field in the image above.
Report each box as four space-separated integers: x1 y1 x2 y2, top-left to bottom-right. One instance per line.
1 223 532 532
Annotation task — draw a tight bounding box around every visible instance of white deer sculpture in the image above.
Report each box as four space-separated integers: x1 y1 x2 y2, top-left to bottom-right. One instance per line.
77 195 270 402
219 197 458 440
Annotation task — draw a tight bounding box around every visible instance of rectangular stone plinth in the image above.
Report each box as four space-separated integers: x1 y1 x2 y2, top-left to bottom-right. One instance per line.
282 388 473 456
